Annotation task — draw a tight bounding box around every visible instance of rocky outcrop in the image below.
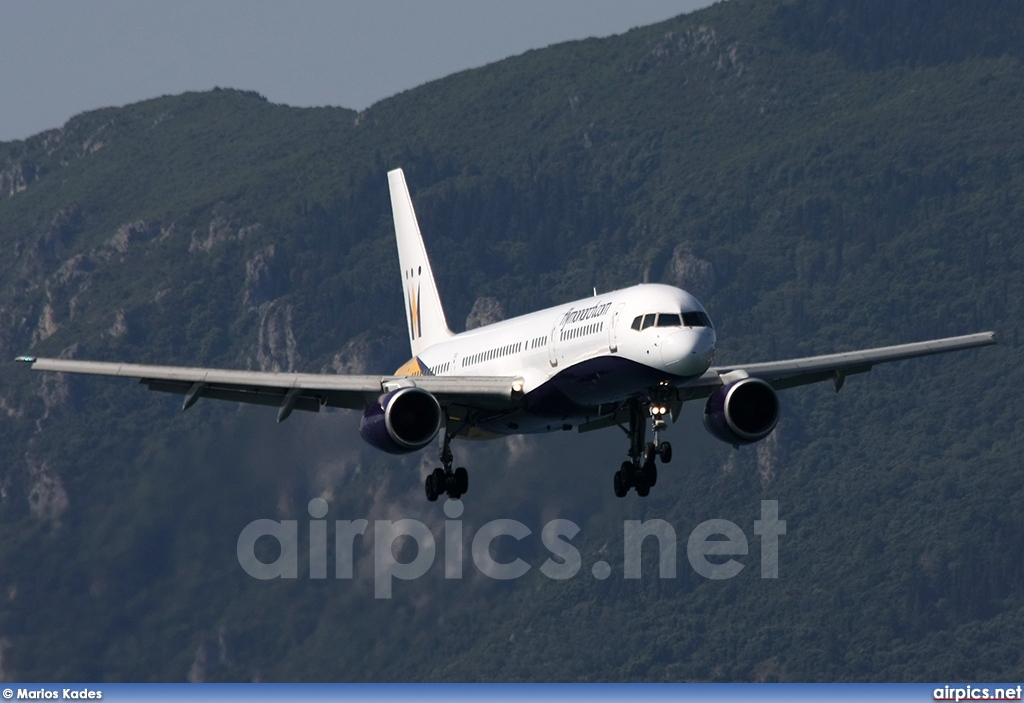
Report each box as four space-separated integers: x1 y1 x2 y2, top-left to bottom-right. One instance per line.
190 216 261 253
187 626 231 683
42 205 84 258
663 242 716 299
80 121 112 156
755 431 779 487
0 121 112 202
108 220 159 254
326 336 376 375
0 161 41 198
632 25 747 77
35 346 77 430
719 429 781 488
465 296 505 330
243 245 280 310
23 216 168 348
34 304 58 343
107 309 127 338
251 301 297 372
26 456 69 526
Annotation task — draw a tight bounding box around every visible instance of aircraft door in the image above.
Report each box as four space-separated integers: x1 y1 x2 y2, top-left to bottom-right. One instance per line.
609 303 624 353
548 321 559 367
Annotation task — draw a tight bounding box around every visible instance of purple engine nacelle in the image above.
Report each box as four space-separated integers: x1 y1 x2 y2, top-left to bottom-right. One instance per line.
359 387 443 454
703 377 780 446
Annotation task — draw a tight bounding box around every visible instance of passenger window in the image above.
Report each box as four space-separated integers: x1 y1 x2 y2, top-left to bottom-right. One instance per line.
641 314 656 330
657 313 681 327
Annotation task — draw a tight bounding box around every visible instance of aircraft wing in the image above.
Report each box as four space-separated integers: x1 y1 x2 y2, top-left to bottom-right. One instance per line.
14 357 523 422
681 331 996 398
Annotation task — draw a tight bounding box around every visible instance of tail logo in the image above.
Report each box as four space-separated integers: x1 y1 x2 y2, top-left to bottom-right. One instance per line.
408 283 422 340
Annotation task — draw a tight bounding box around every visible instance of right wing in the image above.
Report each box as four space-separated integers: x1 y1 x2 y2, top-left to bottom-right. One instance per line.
680 331 997 398
578 331 996 434
15 357 523 423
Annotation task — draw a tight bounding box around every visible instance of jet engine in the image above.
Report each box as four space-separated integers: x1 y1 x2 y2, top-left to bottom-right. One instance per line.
703 377 780 446
359 387 442 454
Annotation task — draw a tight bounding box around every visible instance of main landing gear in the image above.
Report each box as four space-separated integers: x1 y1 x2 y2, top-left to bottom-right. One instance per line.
613 400 672 498
425 429 468 502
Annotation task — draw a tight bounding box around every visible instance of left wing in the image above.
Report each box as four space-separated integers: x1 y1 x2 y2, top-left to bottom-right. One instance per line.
680 331 996 398
15 357 523 422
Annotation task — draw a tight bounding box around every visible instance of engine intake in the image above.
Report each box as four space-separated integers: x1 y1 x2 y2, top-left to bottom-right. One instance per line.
703 377 780 446
360 387 442 454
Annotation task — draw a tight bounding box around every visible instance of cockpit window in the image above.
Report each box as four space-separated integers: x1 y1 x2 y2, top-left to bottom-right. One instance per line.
682 311 713 328
633 311 713 330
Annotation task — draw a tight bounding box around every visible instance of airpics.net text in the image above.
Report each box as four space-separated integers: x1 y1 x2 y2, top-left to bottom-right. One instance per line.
236 499 785 599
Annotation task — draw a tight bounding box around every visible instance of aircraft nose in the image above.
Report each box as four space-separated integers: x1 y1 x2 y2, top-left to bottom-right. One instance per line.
661 328 716 376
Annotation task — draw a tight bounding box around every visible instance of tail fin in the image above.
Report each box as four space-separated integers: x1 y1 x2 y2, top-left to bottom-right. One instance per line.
388 169 454 356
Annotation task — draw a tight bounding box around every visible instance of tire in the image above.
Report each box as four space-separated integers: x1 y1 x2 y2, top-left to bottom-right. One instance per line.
431 468 446 493
425 475 439 502
642 461 658 488
621 461 635 487
613 470 628 498
659 442 672 464
454 467 469 495
636 482 650 497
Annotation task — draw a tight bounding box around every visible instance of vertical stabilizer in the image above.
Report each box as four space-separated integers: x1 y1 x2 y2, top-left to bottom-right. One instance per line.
388 169 454 357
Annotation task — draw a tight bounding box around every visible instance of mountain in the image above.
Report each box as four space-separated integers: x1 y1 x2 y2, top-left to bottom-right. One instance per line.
1 0 1022 682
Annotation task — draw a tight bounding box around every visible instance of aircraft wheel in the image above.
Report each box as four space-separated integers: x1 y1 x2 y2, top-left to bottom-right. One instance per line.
642 461 658 488
659 442 672 464
636 482 651 498
613 470 629 498
454 467 469 496
621 461 636 487
425 471 440 502
431 468 446 495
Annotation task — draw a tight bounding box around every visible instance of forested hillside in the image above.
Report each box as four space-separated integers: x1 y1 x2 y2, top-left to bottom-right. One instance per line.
1 0 1022 681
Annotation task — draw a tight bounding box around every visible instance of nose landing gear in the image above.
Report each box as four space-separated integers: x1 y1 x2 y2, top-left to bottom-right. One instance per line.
613 399 673 498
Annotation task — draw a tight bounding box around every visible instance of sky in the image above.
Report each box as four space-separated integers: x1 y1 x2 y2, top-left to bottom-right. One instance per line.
0 1 718 144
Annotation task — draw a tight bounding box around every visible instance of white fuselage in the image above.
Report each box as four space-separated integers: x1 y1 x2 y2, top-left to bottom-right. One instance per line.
413 283 716 434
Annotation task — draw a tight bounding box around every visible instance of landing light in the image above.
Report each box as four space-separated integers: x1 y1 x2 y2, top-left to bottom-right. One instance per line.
512 381 524 393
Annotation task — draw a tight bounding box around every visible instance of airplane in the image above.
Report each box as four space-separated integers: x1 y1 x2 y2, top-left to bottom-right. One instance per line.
16 168 996 502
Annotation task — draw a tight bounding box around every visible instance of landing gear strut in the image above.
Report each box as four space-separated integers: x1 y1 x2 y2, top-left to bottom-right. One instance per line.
425 429 468 502
613 399 672 498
